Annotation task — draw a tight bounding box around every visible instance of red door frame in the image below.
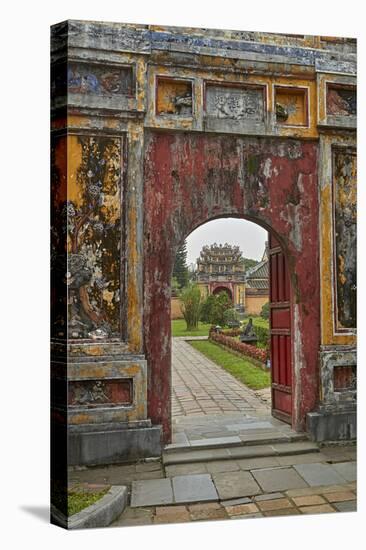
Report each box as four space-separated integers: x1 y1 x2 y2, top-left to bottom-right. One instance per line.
144 132 320 443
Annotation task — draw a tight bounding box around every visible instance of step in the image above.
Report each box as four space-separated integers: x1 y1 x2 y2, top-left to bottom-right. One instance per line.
163 441 319 466
165 432 308 454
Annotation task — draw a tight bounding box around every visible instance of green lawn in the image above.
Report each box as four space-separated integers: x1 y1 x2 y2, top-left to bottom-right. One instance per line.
171 316 269 337
171 319 212 337
189 340 271 390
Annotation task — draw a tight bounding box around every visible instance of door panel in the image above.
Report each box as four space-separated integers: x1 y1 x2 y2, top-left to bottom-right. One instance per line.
269 234 292 424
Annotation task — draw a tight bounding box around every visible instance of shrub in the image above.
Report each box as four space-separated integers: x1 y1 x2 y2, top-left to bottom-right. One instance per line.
209 331 269 364
261 301 270 320
179 284 203 330
200 294 216 324
200 291 232 326
255 325 270 349
223 308 240 326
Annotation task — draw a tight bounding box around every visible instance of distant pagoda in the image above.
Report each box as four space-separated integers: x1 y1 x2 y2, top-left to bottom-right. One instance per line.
196 243 246 308
195 242 269 313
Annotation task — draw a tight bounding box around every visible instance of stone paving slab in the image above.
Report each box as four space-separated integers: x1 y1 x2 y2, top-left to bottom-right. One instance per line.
189 436 242 447
294 463 347 487
213 471 261 499
165 463 208 477
299 504 335 514
172 474 218 503
277 453 328 466
252 467 309 492
332 500 357 512
331 461 357 482
131 479 173 507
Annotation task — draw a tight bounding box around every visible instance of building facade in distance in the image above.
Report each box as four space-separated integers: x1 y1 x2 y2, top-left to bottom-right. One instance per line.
195 242 269 314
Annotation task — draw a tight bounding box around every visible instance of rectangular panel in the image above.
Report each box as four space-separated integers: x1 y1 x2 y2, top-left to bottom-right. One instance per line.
270 255 278 302
332 148 357 330
272 389 292 415
285 336 292 387
333 365 356 391
275 87 308 126
68 379 132 407
271 335 279 384
205 84 265 121
51 134 124 340
327 85 356 117
156 78 193 116
271 307 291 329
278 252 284 302
279 335 287 386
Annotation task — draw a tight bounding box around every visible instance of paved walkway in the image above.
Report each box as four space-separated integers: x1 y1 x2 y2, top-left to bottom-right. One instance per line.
171 338 297 446
68 445 357 526
172 338 270 417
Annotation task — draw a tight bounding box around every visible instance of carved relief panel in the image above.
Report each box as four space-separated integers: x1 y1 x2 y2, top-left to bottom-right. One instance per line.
51 133 124 340
333 147 357 331
205 84 265 121
156 77 193 116
327 85 356 117
68 379 132 407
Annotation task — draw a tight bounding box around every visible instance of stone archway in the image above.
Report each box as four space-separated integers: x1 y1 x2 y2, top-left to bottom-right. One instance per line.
211 285 233 301
144 131 320 443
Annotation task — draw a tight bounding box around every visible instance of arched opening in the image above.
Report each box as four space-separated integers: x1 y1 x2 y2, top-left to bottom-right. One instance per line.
212 286 233 301
170 216 293 446
144 131 320 444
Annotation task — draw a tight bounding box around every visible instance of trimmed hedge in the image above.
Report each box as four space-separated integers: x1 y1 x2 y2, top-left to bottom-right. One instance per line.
209 330 268 364
222 326 269 349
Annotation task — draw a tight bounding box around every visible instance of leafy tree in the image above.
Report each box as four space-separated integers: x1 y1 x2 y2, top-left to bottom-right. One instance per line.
200 294 216 324
180 284 203 330
200 291 232 326
243 257 259 271
261 301 270 320
173 240 189 289
171 277 180 297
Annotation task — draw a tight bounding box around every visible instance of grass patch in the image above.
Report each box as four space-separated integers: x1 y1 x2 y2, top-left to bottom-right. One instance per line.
171 319 212 337
172 317 269 337
67 487 110 516
189 340 270 390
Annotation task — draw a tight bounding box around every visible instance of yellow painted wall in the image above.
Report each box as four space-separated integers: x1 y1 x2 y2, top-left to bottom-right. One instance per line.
319 133 356 346
171 297 183 319
246 295 268 315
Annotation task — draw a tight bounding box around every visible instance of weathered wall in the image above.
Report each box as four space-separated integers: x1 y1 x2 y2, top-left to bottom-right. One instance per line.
50 20 357 467
144 132 320 440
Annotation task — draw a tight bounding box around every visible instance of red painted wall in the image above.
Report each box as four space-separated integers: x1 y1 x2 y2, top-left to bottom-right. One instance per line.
144 132 320 442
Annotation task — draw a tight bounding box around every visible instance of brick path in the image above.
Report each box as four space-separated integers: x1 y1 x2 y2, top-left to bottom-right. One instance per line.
172 338 270 417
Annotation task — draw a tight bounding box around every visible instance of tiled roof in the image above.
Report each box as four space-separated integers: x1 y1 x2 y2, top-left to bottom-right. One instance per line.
246 259 269 280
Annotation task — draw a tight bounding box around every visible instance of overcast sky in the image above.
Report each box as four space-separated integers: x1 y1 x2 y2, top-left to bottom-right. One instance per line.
186 218 268 267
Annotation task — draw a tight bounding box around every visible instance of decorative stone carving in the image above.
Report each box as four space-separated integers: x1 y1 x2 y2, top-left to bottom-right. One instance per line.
68 379 132 407
275 87 307 126
67 62 134 96
51 134 123 340
333 148 357 330
206 85 264 120
327 86 356 116
156 78 193 116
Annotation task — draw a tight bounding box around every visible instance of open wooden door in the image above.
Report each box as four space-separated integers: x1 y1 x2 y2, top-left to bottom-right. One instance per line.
269 234 292 424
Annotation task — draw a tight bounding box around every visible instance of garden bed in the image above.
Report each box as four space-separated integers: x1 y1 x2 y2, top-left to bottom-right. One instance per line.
210 330 269 365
